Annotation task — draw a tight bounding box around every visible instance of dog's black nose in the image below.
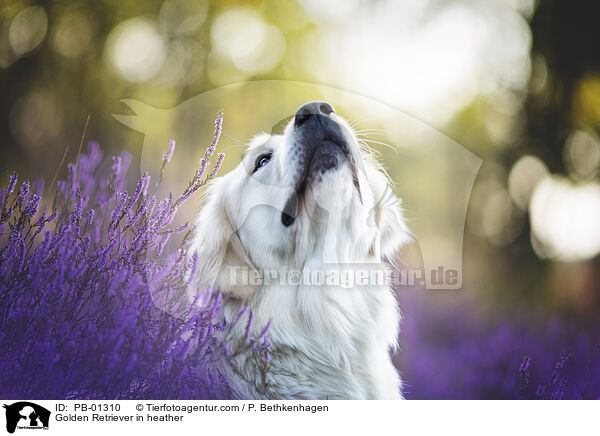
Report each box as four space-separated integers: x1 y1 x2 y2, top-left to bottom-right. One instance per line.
294 101 335 127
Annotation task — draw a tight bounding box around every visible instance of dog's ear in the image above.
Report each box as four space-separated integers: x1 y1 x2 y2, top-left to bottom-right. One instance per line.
190 182 259 299
367 168 413 262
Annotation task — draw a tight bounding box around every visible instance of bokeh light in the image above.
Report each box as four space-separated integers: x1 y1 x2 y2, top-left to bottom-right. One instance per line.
159 0 208 35
105 18 166 82
210 8 285 75
9 90 63 150
299 1 532 124
1 0 600 400
9 6 48 56
530 176 600 261
508 154 549 209
563 130 600 181
52 10 96 58
158 38 206 86
2 0 598 272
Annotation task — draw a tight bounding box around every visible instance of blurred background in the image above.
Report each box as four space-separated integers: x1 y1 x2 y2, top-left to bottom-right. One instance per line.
1 0 600 398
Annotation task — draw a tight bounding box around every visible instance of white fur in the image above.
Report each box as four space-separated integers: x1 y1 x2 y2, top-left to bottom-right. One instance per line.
190 109 411 399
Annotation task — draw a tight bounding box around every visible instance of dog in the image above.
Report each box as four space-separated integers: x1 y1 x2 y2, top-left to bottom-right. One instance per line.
191 101 412 399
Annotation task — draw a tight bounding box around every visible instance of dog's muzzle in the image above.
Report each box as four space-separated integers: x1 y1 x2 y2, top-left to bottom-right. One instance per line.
281 101 354 227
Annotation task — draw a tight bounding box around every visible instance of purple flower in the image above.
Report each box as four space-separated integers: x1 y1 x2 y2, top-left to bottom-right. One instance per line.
519 355 531 391
111 155 122 177
22 194 41 218
163 137 176 163
86 209 95 225
0 110 272 400
197 158 208 181
0 189 6 212
16 181 30 204
7 172 18 195
131 172 150 205
173 112 225 207
159 140 176 184
33 178 44 196
398 290 600 399
205 109 224 157
210 153 225 178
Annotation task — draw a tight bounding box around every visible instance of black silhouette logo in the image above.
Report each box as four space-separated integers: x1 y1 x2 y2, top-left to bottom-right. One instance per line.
3 402 50 434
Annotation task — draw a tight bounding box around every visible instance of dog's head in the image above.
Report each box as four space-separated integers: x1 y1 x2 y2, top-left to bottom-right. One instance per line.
191 101 411 298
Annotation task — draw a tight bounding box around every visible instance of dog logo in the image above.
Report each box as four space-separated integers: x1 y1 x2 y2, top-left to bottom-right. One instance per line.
115 82 482 293
3 402 50 434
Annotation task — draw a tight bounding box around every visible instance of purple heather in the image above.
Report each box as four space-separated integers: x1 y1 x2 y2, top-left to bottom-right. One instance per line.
163 137 176 163
0 111 271 400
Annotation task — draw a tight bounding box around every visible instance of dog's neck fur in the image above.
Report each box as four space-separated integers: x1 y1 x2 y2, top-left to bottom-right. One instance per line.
222 273 402 399
220 187 403 400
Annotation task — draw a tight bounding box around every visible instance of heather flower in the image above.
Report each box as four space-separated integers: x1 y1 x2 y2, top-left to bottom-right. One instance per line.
0 110 272 400
519 355 531 391
111 155 122 177
0 189 6 212
131 172 150 204
109 152 130 193
47 209 58 222
86 208 95 225
159 138 176 184
33 178 44 196
174 112 226 209
210 153 225 178
398 290 600 399
535 353 571 400
109 191 129 229
22 194 41 218
16 181 30 204
71 188 83 224
206 109 224 157
257 320 273 352
230 306 250 330
163 137 176 163
193 158 207 183
7 171 18 195
66 163 76 188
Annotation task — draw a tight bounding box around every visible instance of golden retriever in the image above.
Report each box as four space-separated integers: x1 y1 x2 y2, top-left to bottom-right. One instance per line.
191 101 411 399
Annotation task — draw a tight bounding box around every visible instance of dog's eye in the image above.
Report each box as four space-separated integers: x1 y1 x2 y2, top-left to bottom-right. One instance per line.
253 153 272 173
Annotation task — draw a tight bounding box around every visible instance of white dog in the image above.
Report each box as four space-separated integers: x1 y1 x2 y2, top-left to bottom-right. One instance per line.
191 101 411 399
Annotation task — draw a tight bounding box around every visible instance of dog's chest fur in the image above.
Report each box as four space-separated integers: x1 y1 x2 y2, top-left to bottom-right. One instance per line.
222 279 402 399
